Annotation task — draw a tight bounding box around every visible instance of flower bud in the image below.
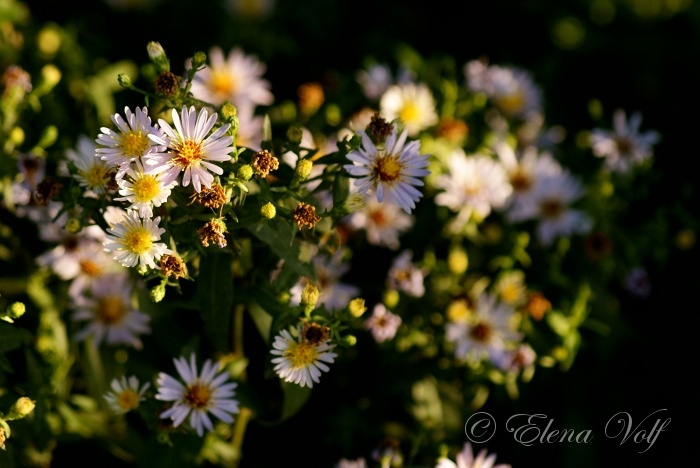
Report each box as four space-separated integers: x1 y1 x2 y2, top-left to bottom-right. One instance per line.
192 51 207 69
64 218 81 234
2 302 26 323
447 247 468 275
237 164 253 181
150 280 167 303
343 193 367 215
348 298 367 318
295 159 313 181
286 126 303 144
301 283 320 308
6 397 36 421
342 335 357 346
117 73 132 88
260 202 276 219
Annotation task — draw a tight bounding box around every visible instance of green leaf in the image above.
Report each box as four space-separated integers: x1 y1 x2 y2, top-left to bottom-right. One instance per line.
278 381 312 422
0 323 32 353
196 253 234 352
249 217 314 278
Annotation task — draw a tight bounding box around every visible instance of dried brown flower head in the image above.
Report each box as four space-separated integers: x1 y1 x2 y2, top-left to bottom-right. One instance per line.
198 218 228 248
190 183 227 209
251 150 279 178
366 112 393 143
292 202 321 229
302 322 330 345
159 254 188 279
154 71 181 98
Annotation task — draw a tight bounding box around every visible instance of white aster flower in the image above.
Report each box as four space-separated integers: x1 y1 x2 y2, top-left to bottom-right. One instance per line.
189 46 274 109
234 104 264 151
445 293 521 365
380 82 438 136
590 109 660 174
507 171 592 246
386 250 425 297
436 442 511 468
270 324 337 388
147 106 234 192
336 457 368 468
36 224 106 280
156 354 240 437
434 150 512 221
67 135 114 196
115 159 176 218
344 125 430 213
95 106 164 177
103 211 171 269
364 304 402 343
493 141 562 221
348 196 415 250
356 63 393 101
104 375 150 414
72 272 151 349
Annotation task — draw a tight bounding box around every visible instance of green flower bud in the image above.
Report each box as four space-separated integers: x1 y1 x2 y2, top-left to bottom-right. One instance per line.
64 218 81 234
6 397 36 421
260 202 276 219
237 164 253 181
192 51 207 69
348 298 367 318
295 159 313 180
117 73 132 88
7 302 25 319
286 126 303 144
150 279 167 303
343 335 357 346
221 102 237 121
301 283 320 308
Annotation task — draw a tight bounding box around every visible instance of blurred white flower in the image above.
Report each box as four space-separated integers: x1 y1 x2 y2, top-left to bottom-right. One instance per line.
591 109 660 174
380 82 438 136
104 375 150 414
348 196 415 250
364 304 402 343
436 442 511 468
386 250 425 297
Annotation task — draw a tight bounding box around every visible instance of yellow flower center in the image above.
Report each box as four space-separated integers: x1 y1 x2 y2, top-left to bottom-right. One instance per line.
123 227 153 254
495 89 525 115
209 69 237 97
116 389 140 411
80 164 110 189
469 321 492 342
540 198 565 219
447 299 471 323
132 175 160 202
399 101 420 125
79 259 102 277
121 132 151 157
185 383 212 408
375 155 402 182
98 296 127 324
284 342 318 369
173 139 204 169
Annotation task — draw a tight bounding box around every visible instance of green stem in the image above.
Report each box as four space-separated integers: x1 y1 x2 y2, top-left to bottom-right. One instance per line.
83 337 107 408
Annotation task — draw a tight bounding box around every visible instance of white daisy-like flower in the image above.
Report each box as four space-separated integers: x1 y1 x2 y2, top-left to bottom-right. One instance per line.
234 104 264 151
72 272 151 349
590 109 660 174
147 106 234 193
67 245 124 300
356 63 393 101
189 46 274 109
445 293 521 365
36 224 106 280
380 82 438 136
289 247 360 312
95 106 164 177
336 457 368 468
104 375 150 414
465 61 542 119
348 195 415 250
493 141 562 221
436 442 511 468
386 250 425 298
434 150 512 220
67 135 113 196
115 159 176 218
494 343 536 373
270 324 337 388
364 304 402 343
156 354 240 437
344 125 430 213
103 211 171 269
507 171 592 246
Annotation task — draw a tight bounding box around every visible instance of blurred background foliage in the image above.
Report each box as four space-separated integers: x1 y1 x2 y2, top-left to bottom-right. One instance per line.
2 0 698 466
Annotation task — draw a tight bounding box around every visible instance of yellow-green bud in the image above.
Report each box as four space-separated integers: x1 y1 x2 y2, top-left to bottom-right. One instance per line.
36 125 58 150
7 302 25 319
301 283 320 307
295 159 313 180
447 247 468 275
10 127 24 145
286 126 303 144
192 51 207 68
117 73 132 88
343 193 367 215
383 289 399 309
343 335 357 346
237 164 253 181
137 264 149 276
147 41 168 66
6 397 36 421
260 202 276 219
64 218 81 234
348 298 367 318
39 64 61 90
221 102 237 120
150 281 167 303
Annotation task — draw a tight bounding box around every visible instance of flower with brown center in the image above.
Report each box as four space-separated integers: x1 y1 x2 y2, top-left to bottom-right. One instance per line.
251 149 279 178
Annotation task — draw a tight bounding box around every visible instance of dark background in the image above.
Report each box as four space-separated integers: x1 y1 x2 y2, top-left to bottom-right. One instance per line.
24 0 700 466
